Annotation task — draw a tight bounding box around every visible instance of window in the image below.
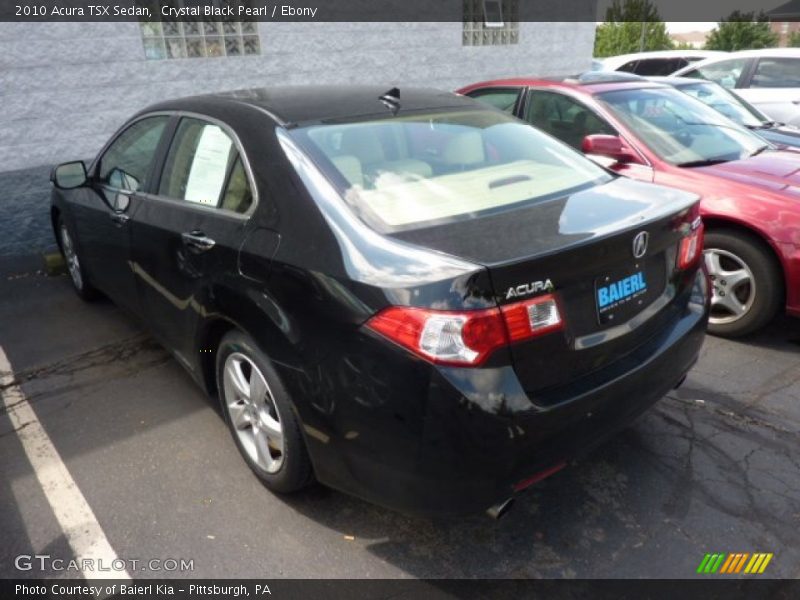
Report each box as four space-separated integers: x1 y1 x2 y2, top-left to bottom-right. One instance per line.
290 109 611 232
679 82 765 128
98 116 169 192
159 118 253 214
683 58 748 89
463 0 519 45
750 58 800 88
139 20 260 60
525 90 615 150
598 87 766 166
466 88 522 114
619 58 688 76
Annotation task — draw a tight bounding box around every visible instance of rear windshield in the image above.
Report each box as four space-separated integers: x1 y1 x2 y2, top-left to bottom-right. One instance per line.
289 109 612 232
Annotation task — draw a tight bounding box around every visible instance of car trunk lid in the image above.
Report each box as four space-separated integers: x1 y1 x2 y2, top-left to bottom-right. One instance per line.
393 177 701 401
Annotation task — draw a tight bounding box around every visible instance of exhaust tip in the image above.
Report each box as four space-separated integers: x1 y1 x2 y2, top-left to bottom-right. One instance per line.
486 497 515 520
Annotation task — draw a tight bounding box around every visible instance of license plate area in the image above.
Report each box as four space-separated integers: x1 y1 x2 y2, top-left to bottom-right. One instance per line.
595 264 655 325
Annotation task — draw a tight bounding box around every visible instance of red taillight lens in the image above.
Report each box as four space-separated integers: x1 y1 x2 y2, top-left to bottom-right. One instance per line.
678 217 704 270
501 294 563 340
365 294 563 367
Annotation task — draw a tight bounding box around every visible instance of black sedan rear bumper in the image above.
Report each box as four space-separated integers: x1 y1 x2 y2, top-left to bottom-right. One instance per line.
296 272 708 517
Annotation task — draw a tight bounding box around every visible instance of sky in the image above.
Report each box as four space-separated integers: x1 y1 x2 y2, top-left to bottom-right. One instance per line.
666 22 716 33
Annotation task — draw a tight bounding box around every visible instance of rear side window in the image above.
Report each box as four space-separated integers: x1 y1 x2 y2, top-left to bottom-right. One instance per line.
466 88 521 114
750 58 800 88
631 58 687 76
158 118 253 213
525 90 615 150
98 116 168 192
683 58 748 89
617 60 640 73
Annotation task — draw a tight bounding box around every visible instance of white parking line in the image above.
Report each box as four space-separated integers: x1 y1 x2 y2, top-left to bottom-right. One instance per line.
0 345 130 580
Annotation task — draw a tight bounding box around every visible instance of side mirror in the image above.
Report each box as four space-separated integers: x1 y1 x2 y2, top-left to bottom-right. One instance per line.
581 135 639 164
51 161 88 190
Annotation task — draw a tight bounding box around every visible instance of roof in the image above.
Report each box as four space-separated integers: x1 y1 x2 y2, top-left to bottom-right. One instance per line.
769 0 800 17
599 50 725 71
458 75 667 96
672 47 800 76
144 85 478 127
696 48 800 59
647 76 712 86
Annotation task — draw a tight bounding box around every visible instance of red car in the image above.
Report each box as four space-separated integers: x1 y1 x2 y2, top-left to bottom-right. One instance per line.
458 75 800 336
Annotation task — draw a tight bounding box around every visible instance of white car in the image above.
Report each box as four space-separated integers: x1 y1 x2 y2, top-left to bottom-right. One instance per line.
672 48 800 126
597 50 726 76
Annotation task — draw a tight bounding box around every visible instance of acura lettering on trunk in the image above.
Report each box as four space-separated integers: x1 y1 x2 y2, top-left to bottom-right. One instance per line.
50 86 709 517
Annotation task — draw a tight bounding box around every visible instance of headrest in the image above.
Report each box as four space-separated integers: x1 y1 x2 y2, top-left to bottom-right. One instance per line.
340 127 386 164
443 131 485 166
331 155 364 188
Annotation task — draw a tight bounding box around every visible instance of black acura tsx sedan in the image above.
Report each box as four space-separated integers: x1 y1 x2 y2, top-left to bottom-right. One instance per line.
50 86 709 517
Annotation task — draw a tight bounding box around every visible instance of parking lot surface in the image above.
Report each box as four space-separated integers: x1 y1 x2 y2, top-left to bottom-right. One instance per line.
1 262 799 579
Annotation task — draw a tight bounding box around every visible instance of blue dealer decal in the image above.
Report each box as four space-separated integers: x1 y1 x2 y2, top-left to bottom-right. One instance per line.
598 272 647 311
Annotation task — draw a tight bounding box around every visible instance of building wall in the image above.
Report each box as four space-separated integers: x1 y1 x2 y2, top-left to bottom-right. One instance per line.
0 21 595 255
771 21 800 47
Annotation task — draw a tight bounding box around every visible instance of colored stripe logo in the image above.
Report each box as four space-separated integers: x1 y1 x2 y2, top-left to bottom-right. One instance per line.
697 553 773 574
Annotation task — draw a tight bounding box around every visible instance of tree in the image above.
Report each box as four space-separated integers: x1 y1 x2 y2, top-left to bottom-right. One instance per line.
594 0 674 58
705 11 779 51
788 31 800 48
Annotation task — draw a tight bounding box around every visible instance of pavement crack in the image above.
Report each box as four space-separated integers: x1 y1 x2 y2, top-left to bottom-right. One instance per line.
0 334 168 416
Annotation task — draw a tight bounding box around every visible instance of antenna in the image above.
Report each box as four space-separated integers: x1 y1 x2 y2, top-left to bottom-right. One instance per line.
379 87 401 116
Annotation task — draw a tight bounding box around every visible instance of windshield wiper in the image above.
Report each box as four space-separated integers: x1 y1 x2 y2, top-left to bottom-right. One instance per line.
749 145 770 157
676 158 731 168
751 121 780 130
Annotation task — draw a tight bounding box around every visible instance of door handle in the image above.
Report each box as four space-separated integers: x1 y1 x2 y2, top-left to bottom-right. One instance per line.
110 213 129 225
181 231 216 252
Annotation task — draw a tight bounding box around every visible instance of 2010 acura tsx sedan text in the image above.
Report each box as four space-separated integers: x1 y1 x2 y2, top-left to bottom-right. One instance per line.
50 86 709 517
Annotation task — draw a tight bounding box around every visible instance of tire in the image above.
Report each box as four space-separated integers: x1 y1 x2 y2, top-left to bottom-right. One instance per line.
216 330 313 493
57 216 99 301
704 229 782 337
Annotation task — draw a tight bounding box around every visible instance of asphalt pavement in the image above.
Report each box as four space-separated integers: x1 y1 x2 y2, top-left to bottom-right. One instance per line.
1 260 798 579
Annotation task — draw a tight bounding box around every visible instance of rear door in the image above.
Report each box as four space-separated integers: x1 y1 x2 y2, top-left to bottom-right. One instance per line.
739 56 800 126
130 115 256 369
680 56 752 90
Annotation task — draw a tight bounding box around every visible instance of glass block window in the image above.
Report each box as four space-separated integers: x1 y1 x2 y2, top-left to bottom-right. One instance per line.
463 0 519 46
140 20 261 60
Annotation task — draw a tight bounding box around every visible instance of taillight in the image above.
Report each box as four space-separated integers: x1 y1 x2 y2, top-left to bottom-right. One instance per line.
365 294 563 367
678 216 704 270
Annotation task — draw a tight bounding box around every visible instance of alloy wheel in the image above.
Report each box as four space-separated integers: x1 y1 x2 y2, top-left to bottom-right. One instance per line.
222 352 285 473
60 224 83 291
704 248 755 326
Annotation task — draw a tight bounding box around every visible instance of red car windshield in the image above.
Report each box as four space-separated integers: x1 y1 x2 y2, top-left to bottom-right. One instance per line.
598 87 769 167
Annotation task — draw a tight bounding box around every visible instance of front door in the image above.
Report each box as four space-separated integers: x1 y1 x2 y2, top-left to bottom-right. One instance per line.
70 115 170 313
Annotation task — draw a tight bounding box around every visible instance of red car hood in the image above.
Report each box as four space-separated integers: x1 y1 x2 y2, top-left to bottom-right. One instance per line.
695 152 800 196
